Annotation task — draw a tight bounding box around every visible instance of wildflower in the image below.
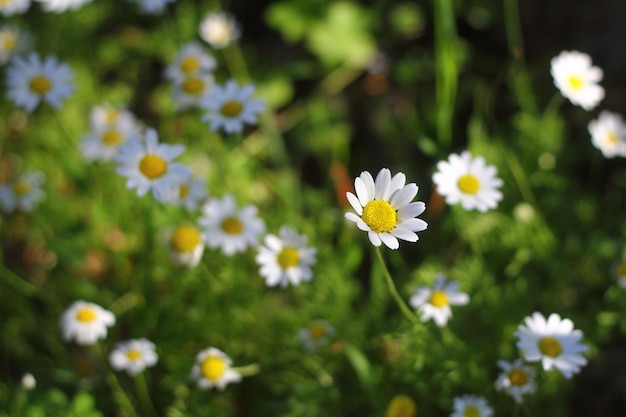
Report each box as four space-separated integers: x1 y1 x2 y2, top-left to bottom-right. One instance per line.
256 226 316 288
173 73 215 110
616 259 626 289
408 273 469 327
0 171 45 214
167 224 205 267
164 41 216 83
199 12 240 49
36 0 93 13
60 301 115 345
386 395 417 417
199 194 265 255
0 26 32 65
109 339 158 376
550 50 604 111
127 0 176 14
450 395 493 417
0 0 30 16
432 151 503 212
89 105 139 132
6 53 74 112
345 168 427 250
200 80 265 133
115 129 192 202
163 174 208 211
21 373 36 390
515 312 588 378
587 111 626 158
495 358 536 404
298 320 334 351
191 347 241 390
81 107 141 162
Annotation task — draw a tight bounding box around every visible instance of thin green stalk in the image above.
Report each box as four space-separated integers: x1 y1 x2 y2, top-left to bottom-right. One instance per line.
504 0 524 58
105 371 140 417
134 373 157 417
231 363 260 377
373 246 417 323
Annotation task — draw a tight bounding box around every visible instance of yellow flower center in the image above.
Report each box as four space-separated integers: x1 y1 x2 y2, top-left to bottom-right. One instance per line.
200 356 226 381
278 246 300 269
538 336 563 358
308 323 327 341
361 200 397 233
126 349 142 361
386 395 417 417
220 100 243 118
139 154 167 179
464 406 480 417
618 262 626 276
13 180 30 196
180 56 200 73
607 132 619 144
429 290 448 307
75 307 97 323
568 75 584 90
182 77 205 94
457 174 481 195
29 75 52 94
1 32 17 52
507 369 529 386
179 185 189 198
102 129 124 145
170 226 201 253
105 109 119 124
221 216 243 234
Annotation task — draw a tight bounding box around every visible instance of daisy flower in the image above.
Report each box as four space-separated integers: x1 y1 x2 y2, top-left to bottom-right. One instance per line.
515 312 588 378
450 395 493 417
298 320 334 351
199 12 241 49
385 395 417 417
616 258 626 289
21 373 36 390
60 301 115 345
163 174 208 211
551 50 604 111
6 53 75 113
200 79 265 133
109 339 158 376
256 226 317 288
127 0 176 14
344 168 427 250
408 273 469 327
167 224 205 267
0 26 32 65
0 0 30 16
0 171 45 214
191 347 241 390
164 41 216 83
199 194 265 255
115 129 192 202
81 108 141 162
432 151 503 212
587 111 626 158
36 0 93 13
173 73 215 110
495 358 536 404
89 105 139 132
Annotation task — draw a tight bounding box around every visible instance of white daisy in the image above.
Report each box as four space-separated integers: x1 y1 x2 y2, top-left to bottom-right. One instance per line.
114 128 192 202
89 105 139 132
81 108 141 162
199 12 240 49
495 358 536 404
163 174 208 211
450 395 493 417
198 194 265 255
298 320 335 351
0 26 32 65
0 0 30 16
191 347 241 390
164 41 216 83
408 273 469 327
60 300 115 345
515 312 588 379
127 0 176 14
550 50 604 111
385 395 417 417
255 226 317 288
0 171 45 214
36 0 93 13
587 110 626 158
6 53 75 113
167 224 205 268
109 338 158 376
432 151 503 212
344 168 427 250
172 73 215 110
20 373 36 390
200 79 265 134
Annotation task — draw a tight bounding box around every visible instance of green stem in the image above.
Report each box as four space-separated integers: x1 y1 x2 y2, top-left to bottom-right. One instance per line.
134 373 157 417
105 371 140 417
503 0 524 58
231 363 260 377
373 247 417 323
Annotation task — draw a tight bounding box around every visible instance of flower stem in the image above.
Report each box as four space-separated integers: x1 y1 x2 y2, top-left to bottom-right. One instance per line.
134 372 157 417
231 363 260 377
373 246 417 323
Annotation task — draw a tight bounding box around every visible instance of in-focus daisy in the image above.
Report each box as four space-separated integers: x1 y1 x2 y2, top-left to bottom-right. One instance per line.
173 73 215 110
36 0 93 13
0 171 45 214
60 301 115 345
115 129 192 202
164 41 216 83
515 312 588 378
0 26 32 65
432 151 503 212
167 224 205 267
0 0 30 16
345 168 427 250
385 395 417 417
495 358 536 404
298 320 334 351
200 79 265 133
199 194 265 255
587 110 626 158
551 50 604 111
81 108 141 162
408 273 469 327
450 395 493 417
109 339 158 376
127 0 176 14
191 347 241 390
255 226 317 288
199 12 240 49
6 53 75 112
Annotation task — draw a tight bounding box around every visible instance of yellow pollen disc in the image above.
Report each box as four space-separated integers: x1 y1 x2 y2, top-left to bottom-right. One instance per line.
1 32 17 52
309 323 327 341
362 200 397 233
105 109 119 124
102 129 124 145
507 369 529 386
13 180 30 196
538 336 563 358
464 406 480 417
278 246 300 269
568 75 584 90
29 75 52 94
76 307 97 323
386 395 417 417
179 185 189 198
126 349 142 361
182 77 204 94
139 154 167 179
201 356 226 381
607 132 619 144
457 174 481 195
429 290 448 307
180 56 200 73
618 262 626 276
221 216 243 234
170 226 201 253
220 100 243 118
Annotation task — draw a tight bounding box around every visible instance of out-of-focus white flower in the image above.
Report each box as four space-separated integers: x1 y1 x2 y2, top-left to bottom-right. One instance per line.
20 373 36 390
0 171 45 214
127 0 176 14
550 50 604 111
408 273 469 327
199 12 240 49
200 79 265 133
36 0 93 13
450 395 493 417
191 347 241 390
173 73 215 110
60 301 115 345
298 320 334 351
109 339 158 376
164 41 216 83
587 111 626 158
495 358 536 403
0 0 31 16
81 107 141 162
167 225 205 267
0 26 32 65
